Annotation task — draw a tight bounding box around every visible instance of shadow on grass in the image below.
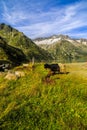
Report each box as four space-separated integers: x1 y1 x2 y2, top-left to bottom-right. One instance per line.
42 71 69 84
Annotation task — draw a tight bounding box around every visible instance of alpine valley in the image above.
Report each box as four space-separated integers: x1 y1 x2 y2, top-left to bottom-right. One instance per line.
0 23 87 65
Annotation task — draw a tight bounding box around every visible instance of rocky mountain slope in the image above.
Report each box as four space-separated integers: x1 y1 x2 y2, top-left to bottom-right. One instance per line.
34 35 87 62
34 34 87 45
0 23 53 65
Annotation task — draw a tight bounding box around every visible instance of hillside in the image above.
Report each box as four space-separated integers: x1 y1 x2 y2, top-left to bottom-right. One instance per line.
0 36 27 65
0 23 53 63
34 35 87 62
0 62 87 129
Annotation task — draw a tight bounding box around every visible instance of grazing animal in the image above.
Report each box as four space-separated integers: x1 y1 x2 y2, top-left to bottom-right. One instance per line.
0 64 5 72
44 63 60 74
0 63 11 72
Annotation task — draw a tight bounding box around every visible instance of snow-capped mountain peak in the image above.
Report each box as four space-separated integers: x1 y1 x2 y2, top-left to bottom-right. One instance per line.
33 34 87 45
33 34 73 45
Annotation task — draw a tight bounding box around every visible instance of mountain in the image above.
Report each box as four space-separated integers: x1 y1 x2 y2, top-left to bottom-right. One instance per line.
34 34 87 45
34 34 87 62
0 36 27 66
0 23 53 64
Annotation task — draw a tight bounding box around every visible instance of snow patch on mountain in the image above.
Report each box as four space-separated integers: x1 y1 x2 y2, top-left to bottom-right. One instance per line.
33 35 87 45
34 37 61 45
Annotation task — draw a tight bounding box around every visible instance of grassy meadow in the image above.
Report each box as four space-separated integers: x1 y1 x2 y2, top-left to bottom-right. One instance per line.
0 62 87 130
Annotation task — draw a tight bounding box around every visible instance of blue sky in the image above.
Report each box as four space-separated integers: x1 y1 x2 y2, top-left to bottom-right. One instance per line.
0 0 87 39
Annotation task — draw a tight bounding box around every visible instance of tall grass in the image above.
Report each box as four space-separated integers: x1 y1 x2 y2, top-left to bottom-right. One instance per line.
0 63 87 130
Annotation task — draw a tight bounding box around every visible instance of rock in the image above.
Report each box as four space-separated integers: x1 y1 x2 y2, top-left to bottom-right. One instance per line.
15 71 25 77
5 72 17 80
4 71 25 80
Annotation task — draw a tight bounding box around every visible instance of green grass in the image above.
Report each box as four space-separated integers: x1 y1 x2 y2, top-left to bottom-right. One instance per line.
0 62 87 130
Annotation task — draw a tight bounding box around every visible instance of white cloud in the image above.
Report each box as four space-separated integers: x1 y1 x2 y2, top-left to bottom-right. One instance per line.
2 1 27 25
1 0 87 38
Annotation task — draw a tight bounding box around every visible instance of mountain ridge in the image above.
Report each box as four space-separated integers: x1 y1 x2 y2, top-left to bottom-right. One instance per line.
1 23 87 64
34 34 87 45
0 23 53 65
0 35 27 65
34 34 87 62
